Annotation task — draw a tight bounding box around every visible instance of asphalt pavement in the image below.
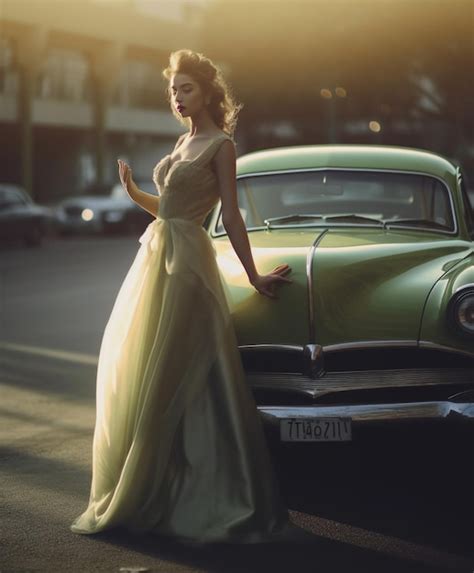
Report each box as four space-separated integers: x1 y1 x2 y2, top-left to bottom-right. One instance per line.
1 235 473 572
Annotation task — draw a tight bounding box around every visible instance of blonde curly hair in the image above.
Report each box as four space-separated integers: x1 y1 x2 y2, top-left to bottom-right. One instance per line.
162 49 243 137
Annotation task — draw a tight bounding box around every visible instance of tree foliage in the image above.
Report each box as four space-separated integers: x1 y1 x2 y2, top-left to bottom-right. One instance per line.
200 0 474 170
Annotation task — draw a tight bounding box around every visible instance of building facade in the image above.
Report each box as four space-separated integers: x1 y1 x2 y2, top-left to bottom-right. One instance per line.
0 0 206 203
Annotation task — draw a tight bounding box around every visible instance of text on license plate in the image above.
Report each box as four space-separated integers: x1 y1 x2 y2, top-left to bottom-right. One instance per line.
280 417 352 442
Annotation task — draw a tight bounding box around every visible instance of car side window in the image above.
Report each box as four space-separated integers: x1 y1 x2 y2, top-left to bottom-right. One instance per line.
0 189 26 208
459 171 474 237
15 191 28 206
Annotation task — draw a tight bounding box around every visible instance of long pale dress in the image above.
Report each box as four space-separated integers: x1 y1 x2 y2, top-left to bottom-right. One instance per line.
69 133 291 544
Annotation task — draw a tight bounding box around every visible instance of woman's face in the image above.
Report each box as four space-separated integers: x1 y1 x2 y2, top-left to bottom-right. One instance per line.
169 73 206 118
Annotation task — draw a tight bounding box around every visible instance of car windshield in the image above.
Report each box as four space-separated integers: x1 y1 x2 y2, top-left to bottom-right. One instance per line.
214 170 455 233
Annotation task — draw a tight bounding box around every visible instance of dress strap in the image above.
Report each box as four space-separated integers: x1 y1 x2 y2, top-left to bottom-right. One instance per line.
195 133 235 167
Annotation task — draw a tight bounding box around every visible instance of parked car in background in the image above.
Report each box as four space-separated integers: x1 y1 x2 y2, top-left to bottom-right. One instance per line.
204 144 474 444
0 183 55 247
53 181 155 236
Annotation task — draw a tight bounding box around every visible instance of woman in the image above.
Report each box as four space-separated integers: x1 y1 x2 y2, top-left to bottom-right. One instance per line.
70 49 293 544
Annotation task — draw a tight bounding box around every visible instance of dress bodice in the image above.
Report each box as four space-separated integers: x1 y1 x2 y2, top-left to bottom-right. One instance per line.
152 133 235 226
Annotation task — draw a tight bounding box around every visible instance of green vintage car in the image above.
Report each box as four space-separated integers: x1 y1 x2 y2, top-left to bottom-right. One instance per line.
206 144 474 443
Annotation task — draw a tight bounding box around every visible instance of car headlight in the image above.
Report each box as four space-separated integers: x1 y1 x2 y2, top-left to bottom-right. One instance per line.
81 208 95 221
449 288 474 335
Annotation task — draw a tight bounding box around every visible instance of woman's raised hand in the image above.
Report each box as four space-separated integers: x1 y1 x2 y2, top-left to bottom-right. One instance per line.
117 159 138 199
250 264 293 299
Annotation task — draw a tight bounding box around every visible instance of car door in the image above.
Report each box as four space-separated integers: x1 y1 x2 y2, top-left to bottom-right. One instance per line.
0 188 29 241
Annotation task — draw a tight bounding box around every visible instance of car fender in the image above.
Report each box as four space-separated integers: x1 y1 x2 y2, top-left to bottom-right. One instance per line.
420 252 474 355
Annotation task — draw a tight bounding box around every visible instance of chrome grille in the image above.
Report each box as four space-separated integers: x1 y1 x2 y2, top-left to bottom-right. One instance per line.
248 368 473 406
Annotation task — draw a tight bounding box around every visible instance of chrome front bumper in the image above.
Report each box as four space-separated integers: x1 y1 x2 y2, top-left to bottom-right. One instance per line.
258 400 474 426
241 343 474 426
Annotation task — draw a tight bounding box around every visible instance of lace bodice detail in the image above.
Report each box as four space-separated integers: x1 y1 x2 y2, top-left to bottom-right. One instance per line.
152 133 235 226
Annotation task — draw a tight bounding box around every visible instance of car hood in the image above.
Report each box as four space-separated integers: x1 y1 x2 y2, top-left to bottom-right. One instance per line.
215 227 472 348
312 229 472 346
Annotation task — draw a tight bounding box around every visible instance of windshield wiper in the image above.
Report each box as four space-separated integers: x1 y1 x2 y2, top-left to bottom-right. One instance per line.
382 218 450 231
322 214 384 226
264 214 323 228
264 213 387 229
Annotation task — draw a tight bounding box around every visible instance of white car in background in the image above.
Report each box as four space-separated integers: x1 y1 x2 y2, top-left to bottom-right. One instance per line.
53 181 156 236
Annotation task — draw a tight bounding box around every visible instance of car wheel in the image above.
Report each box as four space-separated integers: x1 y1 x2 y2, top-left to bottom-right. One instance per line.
24 224 43 247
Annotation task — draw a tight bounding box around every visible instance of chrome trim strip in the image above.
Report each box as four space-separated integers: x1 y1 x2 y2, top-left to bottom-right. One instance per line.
235 167 453 183
323 340 418 353
303 344 325 378
454 283 474 294
210 167 458 238
239 344 304 353
238 340 474 359
307 229 328 342
418 341 474 358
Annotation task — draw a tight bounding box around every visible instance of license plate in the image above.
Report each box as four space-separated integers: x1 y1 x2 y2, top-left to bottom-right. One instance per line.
280 417 352 442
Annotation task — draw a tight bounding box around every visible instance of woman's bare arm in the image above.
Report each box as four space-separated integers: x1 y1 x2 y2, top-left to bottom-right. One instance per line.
214 140 292 298
214 141 258 282
128 183 160 218
116 134 189 218
117 160 159 218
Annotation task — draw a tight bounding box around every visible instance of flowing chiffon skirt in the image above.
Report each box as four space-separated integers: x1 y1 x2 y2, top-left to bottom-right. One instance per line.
70 217 290 543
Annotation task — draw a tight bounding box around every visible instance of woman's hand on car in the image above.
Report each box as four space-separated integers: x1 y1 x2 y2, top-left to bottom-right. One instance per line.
250 264 293 299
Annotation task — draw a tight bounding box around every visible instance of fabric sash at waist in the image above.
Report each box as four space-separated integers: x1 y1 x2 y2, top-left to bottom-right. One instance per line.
138 217 233 327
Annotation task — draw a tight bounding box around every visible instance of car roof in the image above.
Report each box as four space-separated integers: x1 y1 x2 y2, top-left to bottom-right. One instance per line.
0 183 25 193
236 144 458 181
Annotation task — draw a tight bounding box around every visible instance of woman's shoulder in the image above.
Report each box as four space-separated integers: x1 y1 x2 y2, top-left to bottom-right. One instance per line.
199 131 236 153
214 131 236 146
198 130 234 142
176 130 233 143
